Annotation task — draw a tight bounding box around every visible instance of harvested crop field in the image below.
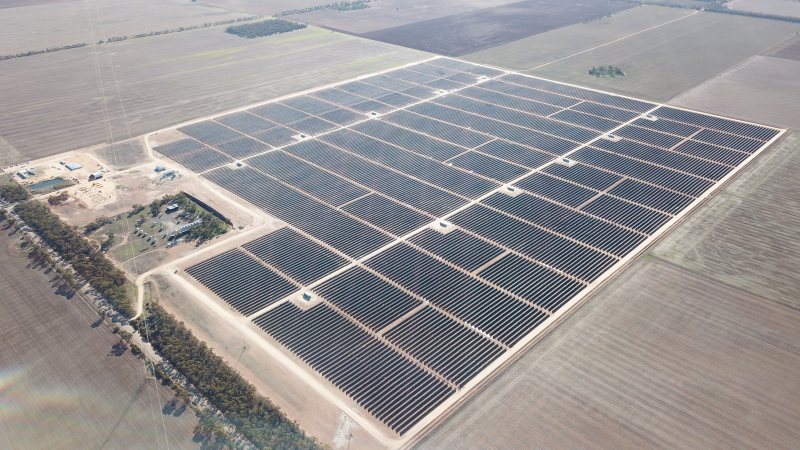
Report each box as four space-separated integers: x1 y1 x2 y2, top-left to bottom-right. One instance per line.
0 26 428 165
285 0 524 35
356 0 634 56
0 232 198 449
416 258 800 449
771 35 800 61
727 0 800 18
0 0 252 55
465 9 800 101
653 131 800 310
670 56 800 130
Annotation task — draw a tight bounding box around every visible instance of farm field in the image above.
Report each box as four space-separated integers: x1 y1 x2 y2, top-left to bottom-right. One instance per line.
201 0 348 17
464 9 800 101
415 258 800 449
466 6 691 73
771 35 800 61
670 56 800 130
0 26 429 166
0 0 252 55
143 56 783 444
0 232 199 449
285 0 528 35
356 0 634 56
653 131 800 310
727 0 800 18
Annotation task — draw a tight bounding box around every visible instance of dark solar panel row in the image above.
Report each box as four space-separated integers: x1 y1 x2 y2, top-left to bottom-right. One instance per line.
352 120 464 161
250 102 310 125
653 106 778 141
342 194 432 236
632 117 699 137
282 95 340 115
475 140 555 169
153 139 233 173
290 116 339 135
571 101 639 122
215 111 277 135
406 62 464 79
607 179 693 216
514 172 597 208
385 306 505 387
408 228 505 272
251 126 301 148
426 58 505 77
312 88 368 107
479 253 584 312
214 137 270 159
572 147 713 197
178 121 244 146
483 192 645 256
550 109 620 132
254 302 453 434
672 140 749 166
693 128 763 153
455 86 562 117
501 73 655 113
478 79 580 109
247 150 369 207
284 139 466 216
186 249 296 316
543 162 622 191
409 102 577 154
614 125 683 149
449 204 617 281
581 195 671 234
593 138 731 181
448 151 529 183
313 266 421 331
375 92 418 108
384 68 439 84
365 243 548 346
446 71 480 85
426 78 467 91
382 110 494 149
242 227 349 285
337 81 396 99
204 167 392 258
359 73 428 93
320 129 498 198
432 94 598 142
320 108 364 126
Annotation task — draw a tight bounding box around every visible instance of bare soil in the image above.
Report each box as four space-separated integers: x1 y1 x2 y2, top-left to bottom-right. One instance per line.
417 258 800 449
357 0 633 56
0 231 199 449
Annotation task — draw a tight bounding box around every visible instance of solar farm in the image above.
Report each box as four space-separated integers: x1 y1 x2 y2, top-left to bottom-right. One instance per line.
152 57 783 439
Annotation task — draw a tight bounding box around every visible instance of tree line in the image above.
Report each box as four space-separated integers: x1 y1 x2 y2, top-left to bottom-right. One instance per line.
277 0 371 16
141 303 321 449
14 201 134 316
0 181 31 203
226 19 307 38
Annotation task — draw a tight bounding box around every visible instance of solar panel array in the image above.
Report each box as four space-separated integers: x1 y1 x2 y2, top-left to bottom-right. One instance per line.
166 57 781 435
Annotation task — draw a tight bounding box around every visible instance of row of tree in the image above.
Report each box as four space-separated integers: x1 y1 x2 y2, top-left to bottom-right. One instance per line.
14 201 134 316
142 304 321 449
277 0 371 16
0 181 30 203
589 65 625 77
225 19 307 38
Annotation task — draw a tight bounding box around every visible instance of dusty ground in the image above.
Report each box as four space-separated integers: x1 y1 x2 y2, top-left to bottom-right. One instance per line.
464 8 800 101
770 35 800 61
728 0 800 18
0 0 251 55
153 267 390 450
356 0 633 56
653 131 800 310
466 6 690 71
0 231 199 450
416 258 800 449
286 0 524 35
0 25 429 165
670 56 800 129
93 138 150 170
